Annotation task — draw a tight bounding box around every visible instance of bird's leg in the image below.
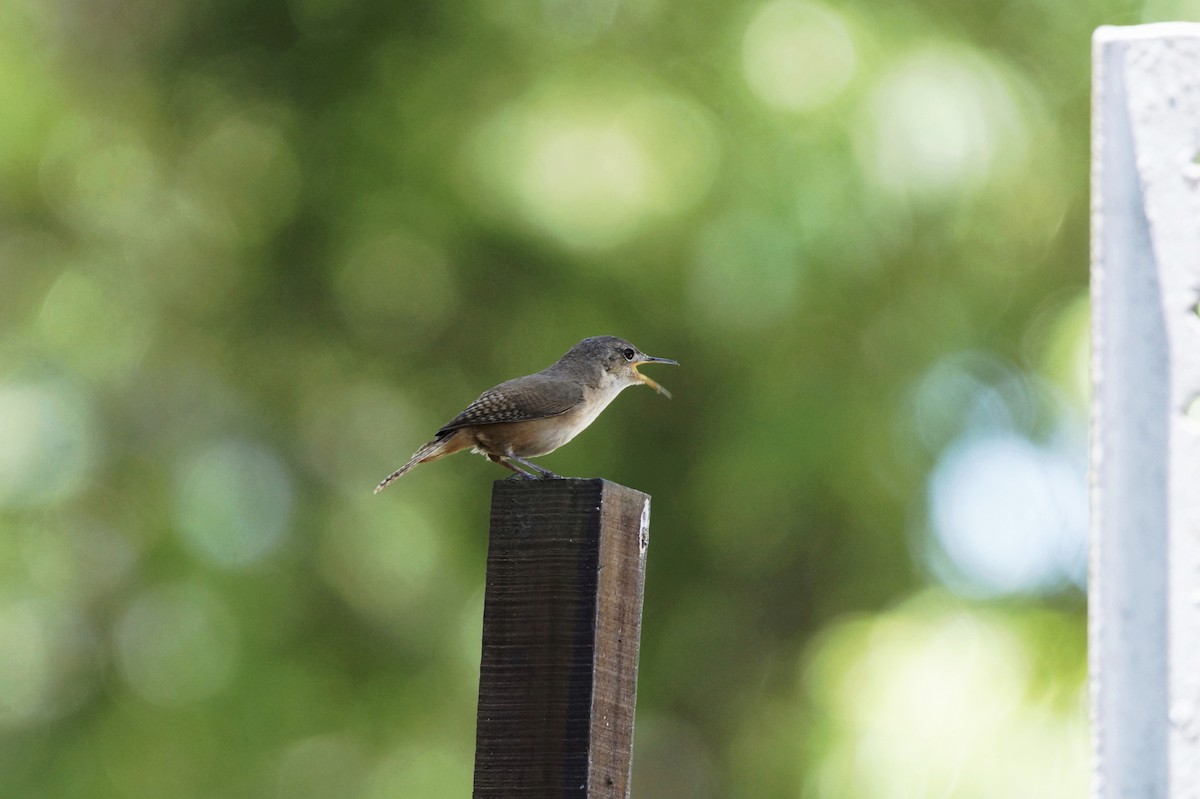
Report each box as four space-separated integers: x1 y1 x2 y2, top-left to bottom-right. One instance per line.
488 454 536 479
505 453 562 479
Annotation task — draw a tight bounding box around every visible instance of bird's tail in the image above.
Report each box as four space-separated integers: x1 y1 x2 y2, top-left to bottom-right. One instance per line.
373 433 465 494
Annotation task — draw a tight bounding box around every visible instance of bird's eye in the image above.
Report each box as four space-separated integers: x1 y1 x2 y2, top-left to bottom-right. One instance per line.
622 348 636 361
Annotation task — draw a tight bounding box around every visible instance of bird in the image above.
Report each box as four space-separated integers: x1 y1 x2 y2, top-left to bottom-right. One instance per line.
373 336 677 492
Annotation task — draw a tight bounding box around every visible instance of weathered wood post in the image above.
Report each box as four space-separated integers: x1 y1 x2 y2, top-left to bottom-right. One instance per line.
472 478 650 798
1090 23 1200 799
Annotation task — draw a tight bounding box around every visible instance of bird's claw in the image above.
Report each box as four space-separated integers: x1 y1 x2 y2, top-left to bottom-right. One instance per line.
504 470 562 480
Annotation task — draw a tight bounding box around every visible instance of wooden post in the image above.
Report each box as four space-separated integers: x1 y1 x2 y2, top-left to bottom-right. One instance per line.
473 478 650 799
1091 23 1200 799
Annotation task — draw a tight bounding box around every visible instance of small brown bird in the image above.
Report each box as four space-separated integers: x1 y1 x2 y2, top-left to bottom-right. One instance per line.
374 336 677 492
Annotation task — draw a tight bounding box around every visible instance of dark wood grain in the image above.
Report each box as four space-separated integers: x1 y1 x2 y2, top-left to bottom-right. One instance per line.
473 478 650 799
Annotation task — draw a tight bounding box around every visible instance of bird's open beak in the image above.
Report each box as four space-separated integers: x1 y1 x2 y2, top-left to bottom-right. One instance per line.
632 355 679 399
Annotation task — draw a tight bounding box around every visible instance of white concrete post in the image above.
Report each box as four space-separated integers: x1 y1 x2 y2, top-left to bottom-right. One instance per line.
1091 23 1200 799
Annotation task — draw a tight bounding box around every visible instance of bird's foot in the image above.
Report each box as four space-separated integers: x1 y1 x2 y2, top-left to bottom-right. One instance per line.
524 463 563 479
504 454 564 479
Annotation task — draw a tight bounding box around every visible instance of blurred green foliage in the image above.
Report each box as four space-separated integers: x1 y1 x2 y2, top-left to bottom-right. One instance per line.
0 0 1186 796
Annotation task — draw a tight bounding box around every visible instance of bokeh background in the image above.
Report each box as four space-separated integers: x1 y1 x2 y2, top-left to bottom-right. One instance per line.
4 0 1195 796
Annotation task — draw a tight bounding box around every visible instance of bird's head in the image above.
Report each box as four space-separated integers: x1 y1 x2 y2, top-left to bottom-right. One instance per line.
565 336 678 398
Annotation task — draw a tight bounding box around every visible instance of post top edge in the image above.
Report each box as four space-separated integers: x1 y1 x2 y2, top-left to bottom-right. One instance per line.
1095 22 1200 44
491 476 650 498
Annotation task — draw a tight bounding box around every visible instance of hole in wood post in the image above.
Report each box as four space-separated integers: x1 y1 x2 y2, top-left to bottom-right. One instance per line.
638 499 650 555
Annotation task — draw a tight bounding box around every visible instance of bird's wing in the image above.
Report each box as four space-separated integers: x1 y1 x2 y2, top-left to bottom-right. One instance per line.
435 373 583 435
